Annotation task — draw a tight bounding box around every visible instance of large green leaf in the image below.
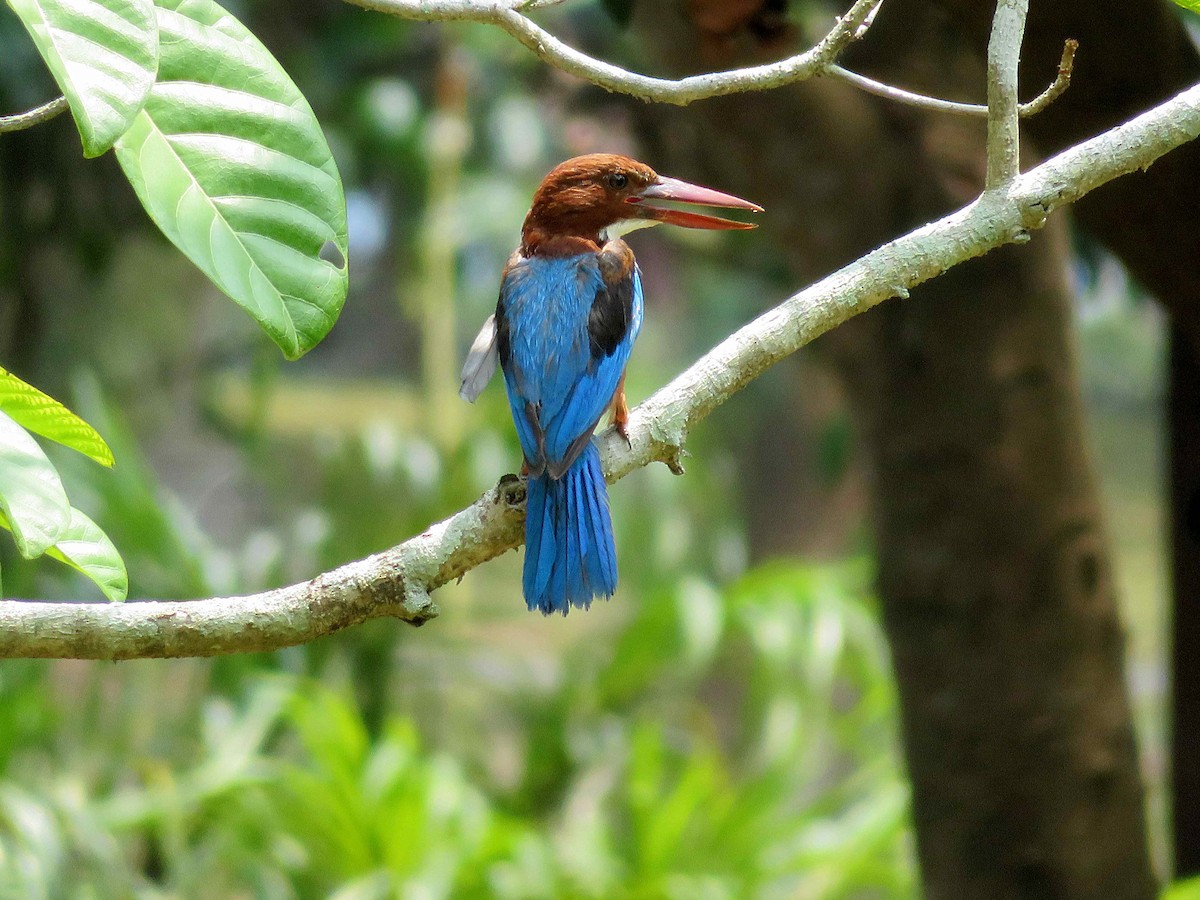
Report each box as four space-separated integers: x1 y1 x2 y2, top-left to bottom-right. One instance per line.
0 367 114 466
113 0 349 359
6 0 157 157
0 507 127 600
0 409 70 558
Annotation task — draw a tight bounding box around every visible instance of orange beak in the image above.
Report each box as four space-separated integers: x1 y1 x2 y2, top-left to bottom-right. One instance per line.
626 176 763 230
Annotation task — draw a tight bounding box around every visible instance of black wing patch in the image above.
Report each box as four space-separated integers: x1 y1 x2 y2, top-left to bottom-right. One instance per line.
494 292 512 371
588 241 636 360
524 401 547 477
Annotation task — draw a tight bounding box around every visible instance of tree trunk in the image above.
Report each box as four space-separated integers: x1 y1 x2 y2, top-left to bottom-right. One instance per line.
857 240 1152 898
629 1 1156 894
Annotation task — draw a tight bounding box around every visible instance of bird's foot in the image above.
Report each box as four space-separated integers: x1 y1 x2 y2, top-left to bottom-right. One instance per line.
610 386 631 448
615 419 632 449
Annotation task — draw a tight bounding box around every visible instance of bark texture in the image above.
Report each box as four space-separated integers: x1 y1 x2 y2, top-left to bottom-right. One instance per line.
631 0 1157 894
863 239 1148 898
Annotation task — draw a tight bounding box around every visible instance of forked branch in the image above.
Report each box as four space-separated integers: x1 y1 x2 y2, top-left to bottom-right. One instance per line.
829 39 1076 118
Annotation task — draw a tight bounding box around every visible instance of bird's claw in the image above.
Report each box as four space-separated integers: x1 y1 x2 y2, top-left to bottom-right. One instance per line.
616 420 632 449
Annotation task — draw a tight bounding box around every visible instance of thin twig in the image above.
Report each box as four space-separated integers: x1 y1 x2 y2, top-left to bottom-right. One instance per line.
341 0 882 105
0 96 69 134
986 0 1029 187
1019 39 1077 117
853 0 882 38
828 66 998 116
2 78 1199 659
829 39 1076 119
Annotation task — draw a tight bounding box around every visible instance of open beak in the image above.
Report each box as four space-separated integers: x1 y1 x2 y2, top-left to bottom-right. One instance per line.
627 176 763 230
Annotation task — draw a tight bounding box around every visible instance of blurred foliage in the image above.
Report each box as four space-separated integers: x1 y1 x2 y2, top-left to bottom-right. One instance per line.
0 551 915 896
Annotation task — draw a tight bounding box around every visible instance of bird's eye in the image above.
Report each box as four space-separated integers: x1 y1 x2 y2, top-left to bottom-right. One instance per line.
606 172 629 190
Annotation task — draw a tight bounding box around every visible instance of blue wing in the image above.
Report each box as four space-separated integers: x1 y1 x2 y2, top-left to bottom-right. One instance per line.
497 243 643 477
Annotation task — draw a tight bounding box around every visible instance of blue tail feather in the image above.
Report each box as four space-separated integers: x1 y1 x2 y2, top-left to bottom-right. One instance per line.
575 465 612 596
524 474 551 601
522 443 617 615
564 469 587 605
582 462 615 587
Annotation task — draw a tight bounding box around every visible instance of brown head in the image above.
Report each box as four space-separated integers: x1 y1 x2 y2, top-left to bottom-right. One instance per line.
521 153 762 256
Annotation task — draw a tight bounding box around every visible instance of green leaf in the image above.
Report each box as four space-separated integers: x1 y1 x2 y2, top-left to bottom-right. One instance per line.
113 0 349 359
6 0 158 157
43 507 128 600
1169 0 1200 13
0 507 128 600
0 409 70 558
1165 876 1200 900
0 367 114 466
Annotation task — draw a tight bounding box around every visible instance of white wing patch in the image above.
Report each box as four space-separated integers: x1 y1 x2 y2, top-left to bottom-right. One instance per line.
459 313 499 403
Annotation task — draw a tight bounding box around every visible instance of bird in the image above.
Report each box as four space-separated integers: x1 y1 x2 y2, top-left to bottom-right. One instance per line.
461 153 761 615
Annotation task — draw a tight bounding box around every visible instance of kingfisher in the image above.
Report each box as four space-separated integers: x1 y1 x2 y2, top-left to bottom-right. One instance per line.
461 154 761 615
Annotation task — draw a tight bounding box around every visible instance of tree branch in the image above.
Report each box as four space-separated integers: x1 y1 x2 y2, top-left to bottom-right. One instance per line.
0 96 68 134
341 0 1076 120
339 0 883 105
986 0 1029 187
2 78 1199 659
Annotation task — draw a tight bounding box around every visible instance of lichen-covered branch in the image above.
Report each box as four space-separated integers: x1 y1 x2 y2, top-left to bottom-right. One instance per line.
2 79 1198 660
0 476 528 658
340 0 882 105
986 0 1029 186
0 96 68 133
